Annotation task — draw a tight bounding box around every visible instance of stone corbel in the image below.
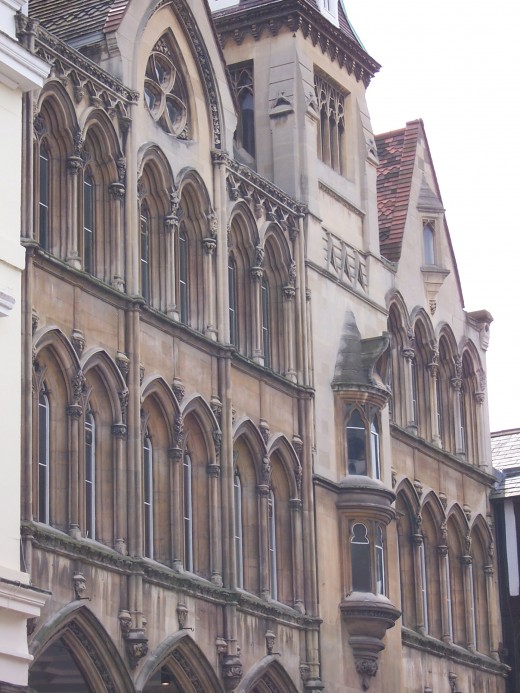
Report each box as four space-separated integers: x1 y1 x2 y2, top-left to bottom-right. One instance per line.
420 266 450 315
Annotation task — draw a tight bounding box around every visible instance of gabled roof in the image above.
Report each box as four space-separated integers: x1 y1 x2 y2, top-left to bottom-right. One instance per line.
491 429 520 499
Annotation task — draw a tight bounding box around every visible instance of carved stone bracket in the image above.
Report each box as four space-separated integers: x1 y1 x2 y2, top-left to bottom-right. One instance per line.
210 396 223 424
177 603 188 630
125 632 148 669
221 654 243 692
259 419 270 445
172 377 186 403
71 329 86 356
73 572 87 600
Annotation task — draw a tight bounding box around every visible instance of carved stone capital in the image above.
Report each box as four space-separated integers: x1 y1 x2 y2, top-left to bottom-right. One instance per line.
67 403 82 419
437 545 448 557
207 463 221 478
282 284 296 300
112 423 127 438
109 181 125 199
250 266 264 282
202 237 217 255
402 347 415 362
66 155 83 175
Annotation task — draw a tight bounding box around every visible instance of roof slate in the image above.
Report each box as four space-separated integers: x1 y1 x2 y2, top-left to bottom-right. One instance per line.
491 429 520 498
29 0 116 42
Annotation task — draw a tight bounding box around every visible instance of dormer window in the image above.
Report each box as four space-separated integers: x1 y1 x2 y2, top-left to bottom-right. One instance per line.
318 0 339 26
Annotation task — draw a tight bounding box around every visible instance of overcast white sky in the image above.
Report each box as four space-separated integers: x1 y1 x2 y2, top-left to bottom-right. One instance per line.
345 0 520 432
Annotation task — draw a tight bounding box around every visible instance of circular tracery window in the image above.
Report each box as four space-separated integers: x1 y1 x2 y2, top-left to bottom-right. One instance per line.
144 39 189 138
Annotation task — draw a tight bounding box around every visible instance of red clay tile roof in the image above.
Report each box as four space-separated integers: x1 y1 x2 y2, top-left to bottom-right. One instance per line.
376 120 421 263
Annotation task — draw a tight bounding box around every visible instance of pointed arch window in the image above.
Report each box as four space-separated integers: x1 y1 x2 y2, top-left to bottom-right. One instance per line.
140 205 150 302
39 143 50 251
143 432 153 558
83 173 94 274
268 490 277 600
37 389 50 524
85 409 95 539
178 229 188 325
234 470 244 588
351 523 370 592
229 62 255 158
228 256 238 347
261 278 271 368
315 72 347 174
183 453 193 571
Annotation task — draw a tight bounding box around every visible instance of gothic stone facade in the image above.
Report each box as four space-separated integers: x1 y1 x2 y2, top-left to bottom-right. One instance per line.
15 0 507 692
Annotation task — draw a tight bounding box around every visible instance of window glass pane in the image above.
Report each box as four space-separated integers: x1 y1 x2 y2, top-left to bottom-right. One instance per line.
411 359 418 424
351 523 371 592
347 411 366 475
83 175 94 274
234 471 243 588
261 280 270 368
85 410 95 539
179 231 188 324
376 525 385 595
268 490 277 599
183 454 193 571
423 223 435 265
38 391 49 524
228 257 238 346
140 208 150 302
370 418 380 479
39 144 50 250
143 434 153 558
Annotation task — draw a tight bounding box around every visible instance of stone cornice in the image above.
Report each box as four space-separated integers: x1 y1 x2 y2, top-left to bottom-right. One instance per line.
213 0 380 87
402 627 509 677
390 423 496 487
15 13 139 105
212 150 307 218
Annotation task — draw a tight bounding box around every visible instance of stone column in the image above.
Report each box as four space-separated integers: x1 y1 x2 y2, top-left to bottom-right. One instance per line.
169 444 183 571
258 480 270 599
202 236 217 340
109 181 125 290
67 402 82 539
282 282 297 382
207 458 222 586
65 155 82 269
451 377 464 457
412 528 426 634
112 423 127 554
437 544 452 643
290 497 304 611
484 563 499 659
250 265 264 365
428 345 441 446
462 554 476 651
164 214 179 319
475 388 488 468
402 347 417 435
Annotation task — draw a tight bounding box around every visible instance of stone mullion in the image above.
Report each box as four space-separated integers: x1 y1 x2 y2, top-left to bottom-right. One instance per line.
282 286 297 382
109 182 125 290
462 555 475 651
484 564 499 659
67 403 82 539
290 498 304 611
402 347 417 434
169 448 183 570
212 156 228 343
437 545 452 643
428 362 441 447
202 237 217 340
65 156 81 268
124 106 138 295
294 216 308 384
258 484 270 598
250 267 264 364
207 462 222 586
474 391 488 467
412 532 426 634
112 424 127 554
127 306 142 558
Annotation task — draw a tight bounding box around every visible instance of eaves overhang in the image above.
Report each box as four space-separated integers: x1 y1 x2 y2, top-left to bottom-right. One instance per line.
213 0 380 87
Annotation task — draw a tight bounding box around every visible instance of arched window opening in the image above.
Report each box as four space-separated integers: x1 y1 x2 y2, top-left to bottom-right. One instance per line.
315 72 347 174
38 389 50 524
445 552 454 641
83 173 94 274
347 411 366 475
229 63 255 159
423 223 435 265
178 229 188 324
268 490 277 600
261 278 271 368
351 523 371 592
370 417 381 479
436 380 444 443
229 256 238 347
143 432 153 559
39 143 50 251
29 637 92 692
460 385 467 453
140 205 150 303
234 470 244 589
85 409 95 540
183 453 193 571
